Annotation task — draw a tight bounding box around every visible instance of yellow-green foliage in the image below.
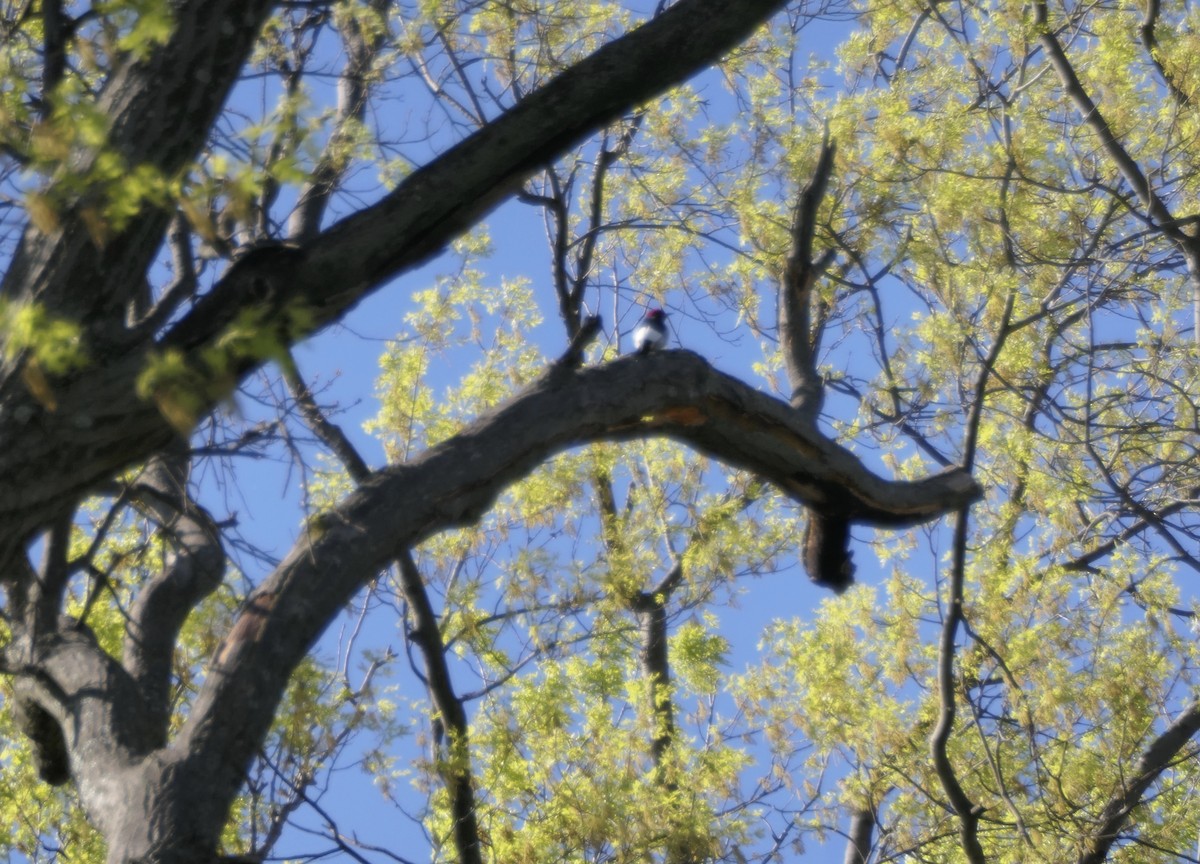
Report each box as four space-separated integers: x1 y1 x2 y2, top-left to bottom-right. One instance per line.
0 301 88 374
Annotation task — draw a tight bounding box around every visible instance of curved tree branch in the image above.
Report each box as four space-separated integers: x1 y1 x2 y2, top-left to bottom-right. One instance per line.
124 443 226 742
779 135 860 592
928 285 1016 864
178 350 980 810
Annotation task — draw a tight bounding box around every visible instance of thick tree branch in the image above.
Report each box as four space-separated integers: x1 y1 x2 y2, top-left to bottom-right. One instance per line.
1076 701 1200 864
124 444 226 741
40 0 65 115
30 509 72 640
779 133 836 414
13 626 164 820
0 0 794 558
177 350 979 809
165 0 793 352
0 0 797 558
802 510 854 593
842 806 876 864
2 0 277 322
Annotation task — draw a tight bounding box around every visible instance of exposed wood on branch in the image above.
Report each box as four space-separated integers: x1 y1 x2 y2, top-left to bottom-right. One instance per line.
0 0 797 555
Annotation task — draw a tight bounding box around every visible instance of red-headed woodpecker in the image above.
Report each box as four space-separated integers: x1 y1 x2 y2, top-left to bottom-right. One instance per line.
632 308 668 354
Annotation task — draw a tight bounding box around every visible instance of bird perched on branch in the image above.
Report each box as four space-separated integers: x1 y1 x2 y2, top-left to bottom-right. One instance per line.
632 308 668 354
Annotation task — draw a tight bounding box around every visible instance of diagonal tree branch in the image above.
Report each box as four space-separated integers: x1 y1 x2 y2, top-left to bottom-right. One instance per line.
397 551 482 864
1076 700 1200 864
284 357 479 864
281 350 371 483
165 0 796 352
1035 0 1200 344
39 0 65 116
1034 1 1179 239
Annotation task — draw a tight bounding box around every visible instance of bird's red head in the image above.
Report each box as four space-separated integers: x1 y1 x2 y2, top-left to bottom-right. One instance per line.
646 308 666 320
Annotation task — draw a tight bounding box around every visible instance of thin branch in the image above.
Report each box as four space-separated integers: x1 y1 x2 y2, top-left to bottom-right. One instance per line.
1035 0 1196 252
281 351 371 483
289 0 390 241
1062 499 1193 572
574 113 645 309
132 214 199 336
397 551 482 864
279 365 480 864
1139 0 1191 109
929 286 1016 864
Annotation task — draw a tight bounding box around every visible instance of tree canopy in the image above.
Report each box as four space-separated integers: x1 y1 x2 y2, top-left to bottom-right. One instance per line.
2 0 1200 862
